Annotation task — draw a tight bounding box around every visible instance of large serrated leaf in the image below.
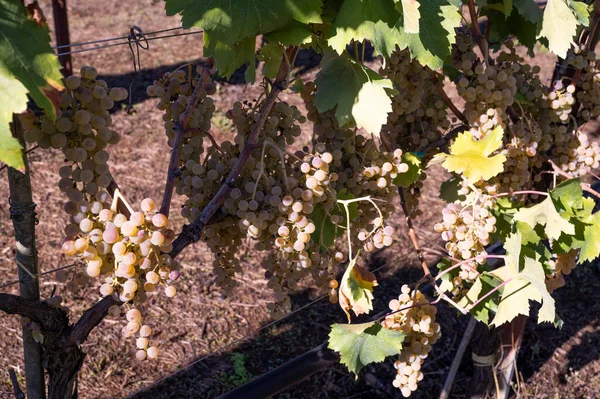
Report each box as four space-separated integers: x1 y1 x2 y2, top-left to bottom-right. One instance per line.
0 0 64 171
490 233 556 326
538 0 579 58
314 52 393 135
327 0 400 56
458 274 501 324
394 0 461 69
580 212 600 263
165 0 323 37
514 0 543 23
328 321 404 376
513 196 575 241
165 0 323 79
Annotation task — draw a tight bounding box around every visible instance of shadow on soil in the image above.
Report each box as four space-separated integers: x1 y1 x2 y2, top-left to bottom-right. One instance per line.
127 249 471 399
124 259 600 399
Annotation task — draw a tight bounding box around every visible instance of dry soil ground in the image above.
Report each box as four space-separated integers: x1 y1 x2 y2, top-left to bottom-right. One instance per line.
1 1 600 398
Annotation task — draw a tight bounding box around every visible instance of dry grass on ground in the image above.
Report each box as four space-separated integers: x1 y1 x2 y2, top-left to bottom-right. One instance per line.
1 1 600 398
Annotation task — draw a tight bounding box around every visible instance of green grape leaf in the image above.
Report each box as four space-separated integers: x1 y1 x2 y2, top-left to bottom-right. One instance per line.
439 175 466 203
394 0 462 69
516 220 542 245
399 0 421 33
433 125 506 183
393 152 422 187
258 43 284 80
458 273 501 324
205 33 256 81
569 0 590 25
165 0 323 79
311 205 339 249
337 189 360 220
328 321 404 377
0 0 65 171
580 211 600 263
514 91 534 105
538 0 580 58
486 9 538 51
549 178 583 217
0 73 26 171
327 0 400 55
267 20 314 46
338 254 378 321
490 197 520 241
514 0 543 23
504 0 513 16
552 218 587 254
368 21 405 59
513 196 575 240
436 258 455 293
165 0 323 39
490 233 556 326
314 52 393 134
311 190 357 250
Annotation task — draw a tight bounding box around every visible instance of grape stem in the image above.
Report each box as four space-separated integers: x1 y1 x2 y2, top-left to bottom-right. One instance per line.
398 187 431 277
170 47 298 258
486 190 549 199
337 195 386 260
110 188 135 215
466 277 513 311
436 82 468 125
159 57 216 216
467 0 489 64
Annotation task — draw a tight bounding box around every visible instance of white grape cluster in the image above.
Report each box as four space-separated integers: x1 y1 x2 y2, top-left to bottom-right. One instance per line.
381 47 448 151
382 285 441 397
567 46 600 120
19 66 127 239
61 197 177 359
304 82 411 220
147 65 216 164
552 131 600 177
546 250 578 293
486 120 543 194
434 203 496 295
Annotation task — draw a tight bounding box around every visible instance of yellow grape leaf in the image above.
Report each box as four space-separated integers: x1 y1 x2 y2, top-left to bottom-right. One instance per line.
435 126 507 182
339 255 378 322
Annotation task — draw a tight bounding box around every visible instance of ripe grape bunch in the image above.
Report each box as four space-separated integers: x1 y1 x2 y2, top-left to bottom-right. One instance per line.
383 285 441 397
434 203 496 296
61 197 178 360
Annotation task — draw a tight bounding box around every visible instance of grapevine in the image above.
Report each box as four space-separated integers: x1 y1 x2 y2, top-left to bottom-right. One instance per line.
3 0 600 397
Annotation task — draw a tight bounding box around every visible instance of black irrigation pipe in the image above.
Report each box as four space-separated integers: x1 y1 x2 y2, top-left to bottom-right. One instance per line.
216 242 505 399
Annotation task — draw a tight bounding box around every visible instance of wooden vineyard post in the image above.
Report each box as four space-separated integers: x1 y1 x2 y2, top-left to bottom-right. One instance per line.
467 322 499 398
6 117 46 399
52 0 72 76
